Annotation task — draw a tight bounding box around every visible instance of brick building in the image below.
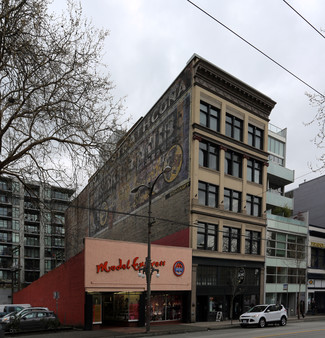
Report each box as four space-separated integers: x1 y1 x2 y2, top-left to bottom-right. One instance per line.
65 54 276 324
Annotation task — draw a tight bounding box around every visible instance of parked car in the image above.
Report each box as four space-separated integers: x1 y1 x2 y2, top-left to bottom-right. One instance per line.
0 304 30 318
239 304 287 328
1 309 59 333
0 306 49 325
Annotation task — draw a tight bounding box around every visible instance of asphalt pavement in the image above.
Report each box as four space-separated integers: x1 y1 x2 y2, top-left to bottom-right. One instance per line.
12 314 325 338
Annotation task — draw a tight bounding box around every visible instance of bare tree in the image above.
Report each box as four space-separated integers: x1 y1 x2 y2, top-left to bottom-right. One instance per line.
306 92 325 169
0 0 127 190
228 267 245 324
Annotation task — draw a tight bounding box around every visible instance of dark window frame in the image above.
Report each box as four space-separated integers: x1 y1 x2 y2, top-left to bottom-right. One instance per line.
200 101 220 132
199 141 219 171
224 188 241 212
246 194 262 217
197 222 218 251
248 124 264 150
245 230 261 254
223 226 240 253
247 158 263 184
225 150 242 178
225 113 243 141
198 181 218 208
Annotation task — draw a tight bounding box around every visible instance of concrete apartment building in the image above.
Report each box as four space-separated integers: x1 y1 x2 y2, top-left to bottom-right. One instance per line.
0 176 73 303
265 124 308 317
291 176 325 313
65 54 277 323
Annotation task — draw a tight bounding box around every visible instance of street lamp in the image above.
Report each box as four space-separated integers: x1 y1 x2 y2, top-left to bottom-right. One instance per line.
131 165 171 333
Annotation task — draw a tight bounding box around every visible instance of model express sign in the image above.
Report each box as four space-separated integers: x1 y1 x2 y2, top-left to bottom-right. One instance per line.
96 257 166 273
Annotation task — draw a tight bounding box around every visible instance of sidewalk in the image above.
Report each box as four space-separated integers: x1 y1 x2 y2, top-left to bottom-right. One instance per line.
56 314 325 338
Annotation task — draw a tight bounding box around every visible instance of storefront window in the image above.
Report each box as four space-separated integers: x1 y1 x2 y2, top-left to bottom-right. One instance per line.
150 294 182 321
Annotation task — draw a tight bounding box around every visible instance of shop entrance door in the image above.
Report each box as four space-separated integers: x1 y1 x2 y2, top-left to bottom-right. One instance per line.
196 296 208 322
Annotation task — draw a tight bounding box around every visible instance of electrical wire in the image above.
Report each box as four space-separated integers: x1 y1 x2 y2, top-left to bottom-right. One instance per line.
186 0 325 98
283 0 325 39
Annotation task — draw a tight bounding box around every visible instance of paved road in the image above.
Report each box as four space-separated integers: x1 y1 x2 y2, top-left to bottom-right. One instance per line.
5 315 325 338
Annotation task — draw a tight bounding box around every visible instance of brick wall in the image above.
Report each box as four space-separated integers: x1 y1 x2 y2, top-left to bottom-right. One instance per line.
14 251 85 328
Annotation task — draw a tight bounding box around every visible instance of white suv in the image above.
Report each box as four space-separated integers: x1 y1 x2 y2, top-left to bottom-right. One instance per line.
239 304 287 328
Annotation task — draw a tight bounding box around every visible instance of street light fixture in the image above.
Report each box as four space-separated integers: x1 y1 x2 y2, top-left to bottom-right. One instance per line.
131 165 171 333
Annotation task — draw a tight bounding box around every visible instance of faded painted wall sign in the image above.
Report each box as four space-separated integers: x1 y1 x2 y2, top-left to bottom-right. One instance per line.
89 66 192 235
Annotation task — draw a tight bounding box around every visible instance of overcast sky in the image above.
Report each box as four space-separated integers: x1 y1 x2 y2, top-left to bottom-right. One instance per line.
53 0 325 190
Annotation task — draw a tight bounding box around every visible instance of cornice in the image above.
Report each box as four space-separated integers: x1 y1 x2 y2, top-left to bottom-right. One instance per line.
192 58 276 120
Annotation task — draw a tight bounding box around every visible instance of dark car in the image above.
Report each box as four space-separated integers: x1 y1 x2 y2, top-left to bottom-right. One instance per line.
3 309 60 333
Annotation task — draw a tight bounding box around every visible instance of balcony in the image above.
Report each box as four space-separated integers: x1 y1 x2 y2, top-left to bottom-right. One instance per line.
266 190 293 210
268 161 294 186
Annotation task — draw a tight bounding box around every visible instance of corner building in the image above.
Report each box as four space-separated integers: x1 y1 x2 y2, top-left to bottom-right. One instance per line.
65 54 276 324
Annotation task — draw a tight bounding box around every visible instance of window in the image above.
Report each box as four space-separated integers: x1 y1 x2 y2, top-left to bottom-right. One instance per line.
245 230 261 254
199 141 219 171
197 222 218 251
0 207 10 217
266 266 305 284
246 195 262 217
311 247 325 269
12 220 19 230
225 150 242 178
266 231 306 259
200 101 220 132
12 233 19 243
224 189 241 212
223 226 240 253
197 265 218 286
248 124 264 149
247 159 262 184
198 182 218 208
268 136 285 166
226 113 243 141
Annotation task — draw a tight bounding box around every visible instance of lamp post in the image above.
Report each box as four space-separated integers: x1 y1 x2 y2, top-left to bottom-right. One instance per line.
131 166 171 333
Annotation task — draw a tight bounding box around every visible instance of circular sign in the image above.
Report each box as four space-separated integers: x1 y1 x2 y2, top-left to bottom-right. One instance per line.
164 144 183 183
173 261 185 277
100 201 109 226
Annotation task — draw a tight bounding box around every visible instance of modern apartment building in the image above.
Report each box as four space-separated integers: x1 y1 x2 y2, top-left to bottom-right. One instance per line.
291 175 325 313
65 54 277 324
0 176 73 303
265 124 308 316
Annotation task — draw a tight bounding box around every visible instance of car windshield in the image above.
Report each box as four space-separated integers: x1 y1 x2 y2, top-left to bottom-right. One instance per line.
247 305 267 313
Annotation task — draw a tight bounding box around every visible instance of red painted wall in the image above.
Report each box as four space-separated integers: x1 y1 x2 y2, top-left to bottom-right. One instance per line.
153 228 190 247
14 250 85 328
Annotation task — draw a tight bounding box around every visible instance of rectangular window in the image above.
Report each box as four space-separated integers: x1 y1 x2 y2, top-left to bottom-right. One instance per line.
248 124 264 150
226 113 243 141
246 195 262 217
311 247 325 269
200 101 220 132
224 189 241 212
198 182 218 208
0 207 10 217
266 231 306 259
225 150 242 178
199 141 219 171
247 159 262 184
223 226 240 253
245 230 261 254
197 222 218 251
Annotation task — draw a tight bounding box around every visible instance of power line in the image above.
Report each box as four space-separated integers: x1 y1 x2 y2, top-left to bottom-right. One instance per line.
283 0 325 39
186 0 325 98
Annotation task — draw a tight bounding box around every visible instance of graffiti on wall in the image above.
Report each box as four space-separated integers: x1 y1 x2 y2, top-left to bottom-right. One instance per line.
89 66 192 236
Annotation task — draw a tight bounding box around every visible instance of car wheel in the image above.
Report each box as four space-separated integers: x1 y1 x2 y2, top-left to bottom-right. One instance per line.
259 318 266 328
279 316 287 326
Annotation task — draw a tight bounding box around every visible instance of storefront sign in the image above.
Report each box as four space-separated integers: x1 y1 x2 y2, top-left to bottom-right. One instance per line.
96 257 166 273
311 242 325 248
173 261 185 277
